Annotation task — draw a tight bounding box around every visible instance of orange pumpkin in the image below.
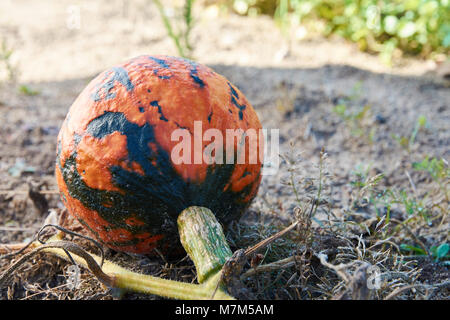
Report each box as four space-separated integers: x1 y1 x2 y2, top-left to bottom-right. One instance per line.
55 55 263 254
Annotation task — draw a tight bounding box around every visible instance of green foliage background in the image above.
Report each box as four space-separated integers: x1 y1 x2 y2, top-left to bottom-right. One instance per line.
226 0 450 62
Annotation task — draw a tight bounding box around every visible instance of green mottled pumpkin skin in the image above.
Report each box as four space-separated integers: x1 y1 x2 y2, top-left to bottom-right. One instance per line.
56 55 263 254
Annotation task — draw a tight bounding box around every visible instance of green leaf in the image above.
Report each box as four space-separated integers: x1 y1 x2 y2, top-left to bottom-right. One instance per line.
398 21 416 38
419 1 438 16
417 115 427 127
400 243 427 255
443 33 450 47
412 157 429 171
18 85 40 96
404 0 420 11
384 15 398 34
333 104 347 117
436 243 449 260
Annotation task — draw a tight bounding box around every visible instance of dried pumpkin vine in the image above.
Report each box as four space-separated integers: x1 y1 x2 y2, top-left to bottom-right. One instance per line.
0 209 299 300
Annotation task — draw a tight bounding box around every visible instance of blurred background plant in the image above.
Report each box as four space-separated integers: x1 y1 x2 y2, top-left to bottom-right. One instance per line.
197 0 449 65
153 0 196 58
0 38 17 82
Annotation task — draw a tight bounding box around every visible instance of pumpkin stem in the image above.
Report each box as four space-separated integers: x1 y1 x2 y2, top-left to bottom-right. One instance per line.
38 240 234 300
178 206 233 283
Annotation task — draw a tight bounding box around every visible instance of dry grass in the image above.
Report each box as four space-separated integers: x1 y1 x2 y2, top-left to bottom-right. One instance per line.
1 144 447 300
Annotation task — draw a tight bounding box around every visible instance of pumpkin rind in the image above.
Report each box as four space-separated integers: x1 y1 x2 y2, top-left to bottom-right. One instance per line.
56 55 263 254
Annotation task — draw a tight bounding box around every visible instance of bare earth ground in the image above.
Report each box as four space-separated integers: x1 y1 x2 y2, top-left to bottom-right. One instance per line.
0 0 448 300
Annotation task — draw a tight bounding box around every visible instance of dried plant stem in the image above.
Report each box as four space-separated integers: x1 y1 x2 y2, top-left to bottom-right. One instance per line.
241 255 301 279
312 148 326 217
0 240 112 288
0 242 35 254
0 238 234 300
1 206 303 300
384 281 450 300
0 208 238 300
44 243 232 300
315 252 357 283
244 219 299 257
153 0 189 58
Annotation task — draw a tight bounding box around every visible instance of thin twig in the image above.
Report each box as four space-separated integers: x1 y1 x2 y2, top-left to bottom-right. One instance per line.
153 0 186 57
1 224 105 267
315 251 365 284
244 220 299 257
0 240 114 288
244 204 316 258
37 224 105 267
404 170 418 197
241 255 302 279
384 281 450 300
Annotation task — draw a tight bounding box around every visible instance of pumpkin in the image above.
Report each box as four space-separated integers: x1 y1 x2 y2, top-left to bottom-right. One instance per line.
55 55 263 255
